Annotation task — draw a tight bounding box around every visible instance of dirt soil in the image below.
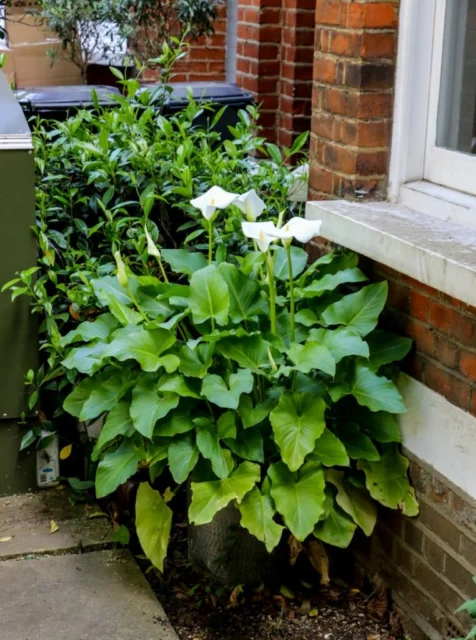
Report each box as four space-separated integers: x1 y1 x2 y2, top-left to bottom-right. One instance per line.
146 522 405 640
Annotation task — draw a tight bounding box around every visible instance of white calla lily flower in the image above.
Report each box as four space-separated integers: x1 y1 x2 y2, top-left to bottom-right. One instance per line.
233 189 266 221
268 217 322 244
190 186 240 221
114 250 128 287
241 221 278 253
145 227 161 259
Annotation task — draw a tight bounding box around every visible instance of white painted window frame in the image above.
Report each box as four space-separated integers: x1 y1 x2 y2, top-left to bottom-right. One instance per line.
389 0 476 225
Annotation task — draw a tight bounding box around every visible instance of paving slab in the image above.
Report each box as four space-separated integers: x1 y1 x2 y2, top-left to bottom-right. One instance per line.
0 549 178 640
0 490 111 559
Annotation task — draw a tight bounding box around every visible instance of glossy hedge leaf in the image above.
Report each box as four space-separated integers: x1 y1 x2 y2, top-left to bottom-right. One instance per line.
312 428 349 467
189 461 260 525
309 327 369 363
136 483 172 572
103 326 176 372
358 445 418 514
237 487 284 552
217 262 267 322
269 460 326 541
59 313 118 347
326 469 377 536
270 392 326 471
130 376 179 438
196 420 230 479
189 265 229 326
313 497 357 549
322 282 388 337
92 401 135 460
168 434 199 484
217 335 269 374
365 330 412 371
96 440 145 498
201 368 254 410
287 341 336 377
161 249 208 276
179 342 214 378
351 364 406 414
338 423 380 461
273 246 308 281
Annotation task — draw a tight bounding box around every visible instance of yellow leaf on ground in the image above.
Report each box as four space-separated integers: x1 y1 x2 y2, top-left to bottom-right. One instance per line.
308 608 319 617
88 512 108 519
279 585 295 599
60 444 72 460
49 520 59 534
0 536 13 543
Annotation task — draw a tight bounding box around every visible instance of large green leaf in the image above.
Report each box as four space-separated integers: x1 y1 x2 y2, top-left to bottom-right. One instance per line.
358 445 418 513
366 330 412 371
92 401 135 460
189 461 260 525
270 391 326 471
298 268 368 297
196 420 230 479
103 326 176 372
308 327 369 363
355 408 402 443
161 249 208 276
314 497 357 548
92 275 135 306
217 411 237 439
217 335 269 374
287 341 336 377
338 423 380 461
273 246 308 281
218 262 267 322
351 364 406 413
63 376 100 418
322 282 388 337
154 409 194 437
130 376 179 438
201 369 254 410
237 487 284 552
136 483 172 571
60 313 118 347
62 341 107 375
239 396 276 428
189 265 229 326
168 434 199 484
96 440 144 498
225 427 264 462
312 428 349 467
104 292 143 326
268 461 326 541
80 370 133 421
179 342 214 378
157 374 200 398
326 469 377 536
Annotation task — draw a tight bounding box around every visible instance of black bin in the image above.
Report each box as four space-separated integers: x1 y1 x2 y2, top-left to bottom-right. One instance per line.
145 81 255 141
15 85 121 121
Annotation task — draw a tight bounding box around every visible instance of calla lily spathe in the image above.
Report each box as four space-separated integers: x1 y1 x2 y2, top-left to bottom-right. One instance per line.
190 186 239 221
268 217 322 244
114 250 128 287
241 221 278 253
233 189 266 221
145 227 161 259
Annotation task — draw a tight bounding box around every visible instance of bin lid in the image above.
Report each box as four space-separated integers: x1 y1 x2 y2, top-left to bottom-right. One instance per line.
14 85 121 110
143 81 254 106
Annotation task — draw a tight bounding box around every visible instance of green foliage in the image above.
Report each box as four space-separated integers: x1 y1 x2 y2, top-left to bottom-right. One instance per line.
455 578 476 639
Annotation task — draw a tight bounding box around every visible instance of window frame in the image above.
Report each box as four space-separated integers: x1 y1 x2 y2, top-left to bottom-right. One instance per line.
389 0 476 211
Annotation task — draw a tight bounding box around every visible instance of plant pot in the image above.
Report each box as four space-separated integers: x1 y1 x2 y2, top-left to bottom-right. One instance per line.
188 501 276 586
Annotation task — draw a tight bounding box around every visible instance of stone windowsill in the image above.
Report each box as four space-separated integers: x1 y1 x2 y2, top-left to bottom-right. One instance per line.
305 199 476 309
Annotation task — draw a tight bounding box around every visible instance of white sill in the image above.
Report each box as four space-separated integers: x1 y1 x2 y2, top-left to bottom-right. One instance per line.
399 181 476 230
305 199 476 308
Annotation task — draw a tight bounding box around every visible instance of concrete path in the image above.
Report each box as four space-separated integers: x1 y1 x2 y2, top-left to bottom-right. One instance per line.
0 491 178 640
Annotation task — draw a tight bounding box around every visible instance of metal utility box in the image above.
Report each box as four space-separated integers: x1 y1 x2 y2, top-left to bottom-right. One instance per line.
0 70 39 495
15 85 121 121
144 81 255 140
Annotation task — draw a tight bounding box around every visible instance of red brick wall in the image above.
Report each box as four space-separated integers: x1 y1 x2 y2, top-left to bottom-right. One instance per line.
309 0 399 200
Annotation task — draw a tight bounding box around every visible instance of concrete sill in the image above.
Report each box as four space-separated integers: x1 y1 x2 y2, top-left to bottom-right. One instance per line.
305 199 476 308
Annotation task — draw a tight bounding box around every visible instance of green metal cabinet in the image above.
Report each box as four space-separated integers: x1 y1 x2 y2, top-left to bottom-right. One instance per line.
0 70 39 495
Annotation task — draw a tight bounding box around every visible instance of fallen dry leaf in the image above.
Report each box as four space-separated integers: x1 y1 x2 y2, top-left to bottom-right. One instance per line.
0 536 13 543
228 585 243 608
288 535 303 566
306 540 330 585
49 520 59 534
367 634 381 640
279 585 295 599
367 579 388 621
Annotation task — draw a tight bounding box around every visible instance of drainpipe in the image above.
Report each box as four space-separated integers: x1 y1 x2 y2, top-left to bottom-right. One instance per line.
226 0 238 83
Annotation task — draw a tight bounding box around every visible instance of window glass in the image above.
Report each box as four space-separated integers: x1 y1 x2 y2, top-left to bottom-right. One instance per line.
437 0 476 155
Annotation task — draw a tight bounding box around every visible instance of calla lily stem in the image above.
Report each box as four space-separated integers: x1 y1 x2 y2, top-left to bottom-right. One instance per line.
265 251 277 334
286 244 295 342
208 220 214 264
